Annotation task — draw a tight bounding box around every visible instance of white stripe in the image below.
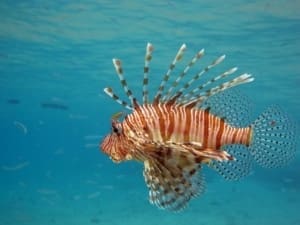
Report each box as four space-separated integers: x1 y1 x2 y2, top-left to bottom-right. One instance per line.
189 108 196 142
197 111 205 146
211 116 221 148
208 114 214 147
147 105 162 142
170 107 179 142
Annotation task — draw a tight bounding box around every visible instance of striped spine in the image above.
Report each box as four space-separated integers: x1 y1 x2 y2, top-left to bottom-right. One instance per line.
179 67 238 101
103 43 254 112
162 48 205 101
170 54 226 102
104 87 133 110
112 59 135 106
154 44 186 103
143 43 154 104
180 73 254 106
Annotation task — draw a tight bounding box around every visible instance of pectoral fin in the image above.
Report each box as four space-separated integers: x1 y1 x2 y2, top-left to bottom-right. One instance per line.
143 146 205 211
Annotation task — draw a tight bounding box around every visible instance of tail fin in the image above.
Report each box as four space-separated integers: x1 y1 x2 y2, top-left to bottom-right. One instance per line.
249 106 297 168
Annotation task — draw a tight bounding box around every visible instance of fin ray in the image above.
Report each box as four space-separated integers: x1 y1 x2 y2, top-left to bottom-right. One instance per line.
103 87 133 110
163 49 205 101
143 147 205 211
154 44 187 103
142 43 154 104
173 54 226 103
112 58 137 106
180 67 238 101
180 73 254 107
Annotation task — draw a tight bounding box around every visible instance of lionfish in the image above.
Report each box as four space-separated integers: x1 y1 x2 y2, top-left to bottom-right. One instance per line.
100 43 296 211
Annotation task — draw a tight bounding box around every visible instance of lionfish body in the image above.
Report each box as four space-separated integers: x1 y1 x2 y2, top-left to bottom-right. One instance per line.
100 43 296 211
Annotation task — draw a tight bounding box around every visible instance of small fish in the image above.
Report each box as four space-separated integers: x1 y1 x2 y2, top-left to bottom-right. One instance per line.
2 161 30 171
41 102 69 110
13 121 28 134
7 99 20 104
100 43 297 211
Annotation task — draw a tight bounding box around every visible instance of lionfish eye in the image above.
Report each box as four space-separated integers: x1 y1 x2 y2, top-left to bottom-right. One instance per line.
111 122 121 135
112 126 119 133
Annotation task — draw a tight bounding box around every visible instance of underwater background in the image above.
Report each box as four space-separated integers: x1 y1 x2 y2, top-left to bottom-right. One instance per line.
0 1 299 225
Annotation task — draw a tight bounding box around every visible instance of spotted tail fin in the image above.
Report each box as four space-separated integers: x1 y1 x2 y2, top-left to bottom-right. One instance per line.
249 106 297 168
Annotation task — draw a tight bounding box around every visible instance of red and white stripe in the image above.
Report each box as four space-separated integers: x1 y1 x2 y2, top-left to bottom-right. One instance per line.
123 103 252 151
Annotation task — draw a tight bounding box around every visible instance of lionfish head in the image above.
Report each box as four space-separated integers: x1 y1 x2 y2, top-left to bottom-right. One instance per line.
100 120 130 163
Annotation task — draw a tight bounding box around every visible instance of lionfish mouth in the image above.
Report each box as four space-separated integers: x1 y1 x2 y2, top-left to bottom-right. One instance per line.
110 156 122 163
100 135 111 155
100 135 128 163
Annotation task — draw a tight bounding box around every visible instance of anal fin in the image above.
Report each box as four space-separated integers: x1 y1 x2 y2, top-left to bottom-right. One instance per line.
209 145 253 180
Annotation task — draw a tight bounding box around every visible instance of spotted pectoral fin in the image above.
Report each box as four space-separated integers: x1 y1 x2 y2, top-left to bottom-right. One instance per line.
143 148 205 211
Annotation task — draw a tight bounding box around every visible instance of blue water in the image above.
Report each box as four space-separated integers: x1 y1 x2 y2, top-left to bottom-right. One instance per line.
0 1 299 224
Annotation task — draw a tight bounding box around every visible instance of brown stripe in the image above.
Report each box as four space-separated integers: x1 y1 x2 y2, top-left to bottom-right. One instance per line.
166 105 175 140
202 109 209 148
103 136 113 154
184 107 191 142
232 128 238 144
148 105 161 141
138 107 148 132
215 117 224 149
246 126 252 146
125 114 136 132
239 129 245 144
240 129 247 144
172 106 182 141
142 105 154 140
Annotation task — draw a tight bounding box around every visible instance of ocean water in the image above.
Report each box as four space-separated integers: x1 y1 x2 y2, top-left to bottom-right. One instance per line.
0 1 299 225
